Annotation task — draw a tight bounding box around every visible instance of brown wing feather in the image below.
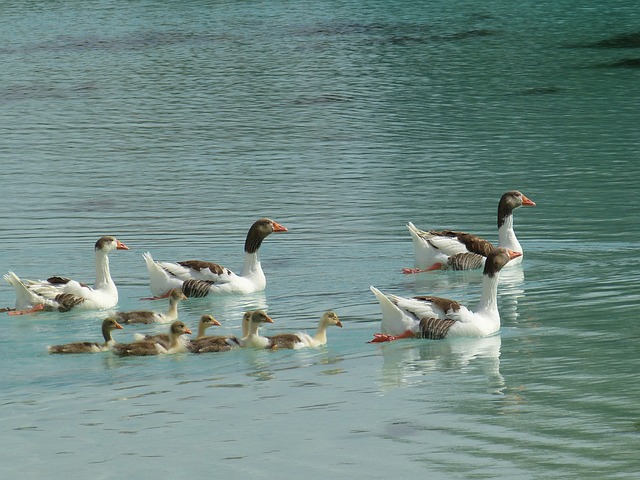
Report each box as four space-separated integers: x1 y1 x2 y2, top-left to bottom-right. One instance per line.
418 317 457 340
48 342 100 353
189 336 238 353
47 276 90 288
431 230 494 257
181 279 216 298
267 333 302 349
447 252 486 270
54 293 86 312
115 311 156 324
178 260 226 275
412 295 461 313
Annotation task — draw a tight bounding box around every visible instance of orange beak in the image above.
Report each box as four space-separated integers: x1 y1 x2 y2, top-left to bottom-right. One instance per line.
336 320 343 328
521 194 536 207
115 322 124 330
184 328 193 335
271 221 288 232
210 318 222 327
265 315 274 323
116 240 130 250
507 250 523 261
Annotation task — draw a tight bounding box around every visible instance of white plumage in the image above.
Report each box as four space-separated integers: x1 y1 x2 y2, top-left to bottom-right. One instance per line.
4 236 129 315
404 191 535 273
143 218 287 298
371 248 521 342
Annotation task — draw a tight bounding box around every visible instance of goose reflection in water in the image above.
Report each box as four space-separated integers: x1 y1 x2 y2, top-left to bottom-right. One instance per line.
376 334 505 394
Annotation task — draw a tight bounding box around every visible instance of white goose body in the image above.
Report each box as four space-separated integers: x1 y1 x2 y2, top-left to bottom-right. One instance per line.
372 248 521 342
4 236 129 315
404 191 535 273
143 218 287 298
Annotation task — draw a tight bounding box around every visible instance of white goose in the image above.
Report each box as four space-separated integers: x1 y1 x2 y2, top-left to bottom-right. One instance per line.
371 248 521 342
4 236 129 315
142 218 288 298
403 191 535 273
267 311 343 349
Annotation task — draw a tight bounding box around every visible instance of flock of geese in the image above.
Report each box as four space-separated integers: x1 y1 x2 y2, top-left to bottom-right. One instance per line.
4 191 535 356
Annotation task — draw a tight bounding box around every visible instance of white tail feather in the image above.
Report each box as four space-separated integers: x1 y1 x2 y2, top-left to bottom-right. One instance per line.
4 271 44 310
143 252 179 297
369 286 416 336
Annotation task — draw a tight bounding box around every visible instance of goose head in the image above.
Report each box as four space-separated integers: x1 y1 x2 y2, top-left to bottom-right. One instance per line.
168 288 188 302
320 311 342 328
170 321 192 337
95 236 129 253
244 219 288 254
484 248 522 277
101 317 124 341
249 309 274 325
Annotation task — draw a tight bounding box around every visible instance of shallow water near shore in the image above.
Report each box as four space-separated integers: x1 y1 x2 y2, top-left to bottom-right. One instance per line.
1 1 639 478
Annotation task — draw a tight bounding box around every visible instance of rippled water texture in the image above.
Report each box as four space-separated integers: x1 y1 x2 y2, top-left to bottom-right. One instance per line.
1 1 639 478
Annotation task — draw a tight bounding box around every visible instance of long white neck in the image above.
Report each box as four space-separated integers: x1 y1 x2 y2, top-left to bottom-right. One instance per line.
497 214 522 253
196 322 211 339
475 272 500 314
242 319 249 337
165 299 180 322
246 320 261 337
94 250 116 291
312 321 329 345
240 252 266 285
169 332 184 349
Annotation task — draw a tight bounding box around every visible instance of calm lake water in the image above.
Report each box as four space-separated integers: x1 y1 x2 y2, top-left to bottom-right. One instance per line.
1 1 639 478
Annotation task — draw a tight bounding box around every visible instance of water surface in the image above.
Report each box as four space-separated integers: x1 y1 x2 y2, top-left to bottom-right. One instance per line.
1 1 639 478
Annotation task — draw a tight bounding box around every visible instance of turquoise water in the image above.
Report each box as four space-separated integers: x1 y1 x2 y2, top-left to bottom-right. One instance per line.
1 1 639 478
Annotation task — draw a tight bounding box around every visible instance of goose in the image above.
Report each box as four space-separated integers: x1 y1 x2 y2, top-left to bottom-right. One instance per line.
371 248 521 342
267 311 343 349
238 310 275 349
188 314 241 353
48 317 124 354
142 218 288 298
403 191 535 273
115 288 187 324
4 236 129 315
113 321 192 356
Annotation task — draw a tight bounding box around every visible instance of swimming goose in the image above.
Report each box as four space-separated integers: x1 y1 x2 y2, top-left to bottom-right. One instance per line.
113 321 192 356
267 311 343 349
371 248 521 342
238 310 275 349
4 236 129 315
188 314 241 353
48 317 124 354
115 288 187 324
142 218 288 298
403 191 535 273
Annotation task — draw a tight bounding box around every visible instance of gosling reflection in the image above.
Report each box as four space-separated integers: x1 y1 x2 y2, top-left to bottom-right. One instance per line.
377 334 504 393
